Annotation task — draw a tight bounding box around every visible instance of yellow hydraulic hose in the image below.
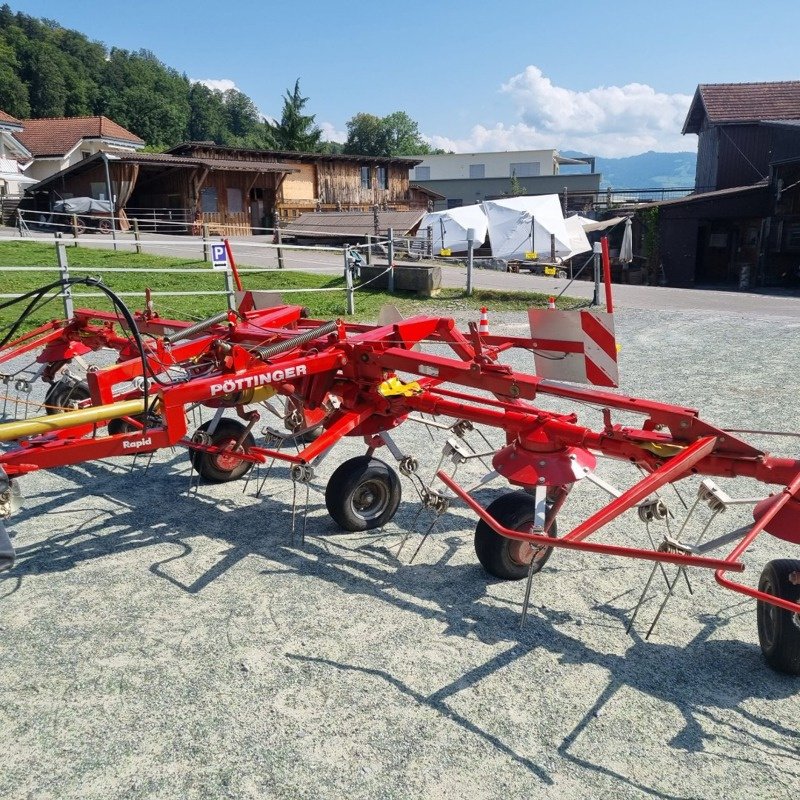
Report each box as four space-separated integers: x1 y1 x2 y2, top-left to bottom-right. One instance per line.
0 398 147 442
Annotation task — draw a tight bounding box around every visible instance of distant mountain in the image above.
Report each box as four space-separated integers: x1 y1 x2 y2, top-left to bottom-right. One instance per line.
561 150 697 190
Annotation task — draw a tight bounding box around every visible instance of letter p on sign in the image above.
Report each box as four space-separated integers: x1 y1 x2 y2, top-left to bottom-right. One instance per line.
211 243 229 271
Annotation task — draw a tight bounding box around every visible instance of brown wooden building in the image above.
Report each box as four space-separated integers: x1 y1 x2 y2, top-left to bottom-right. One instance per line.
651 81 800 287
28 142 425 235
168 142 425 223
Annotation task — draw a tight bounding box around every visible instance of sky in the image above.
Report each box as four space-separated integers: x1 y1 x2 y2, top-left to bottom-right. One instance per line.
7 0 800 158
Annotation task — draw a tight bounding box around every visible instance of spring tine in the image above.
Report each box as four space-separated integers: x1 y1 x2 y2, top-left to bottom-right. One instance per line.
301 482 310 547
408 515 440 564
143 451 155 474
520 558 538 628
645 569 684 640
627 561 660 634
290 479 298 546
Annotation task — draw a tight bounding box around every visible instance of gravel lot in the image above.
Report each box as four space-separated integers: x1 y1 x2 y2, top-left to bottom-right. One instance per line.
1 302 799 800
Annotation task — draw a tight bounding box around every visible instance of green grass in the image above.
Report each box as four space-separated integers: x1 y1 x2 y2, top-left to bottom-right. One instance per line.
0 241 574 334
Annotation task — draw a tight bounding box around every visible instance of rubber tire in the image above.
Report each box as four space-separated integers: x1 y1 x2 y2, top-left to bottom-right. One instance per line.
474 491 558 580
189 418 256 483
325 456 401 532
97 218 113 234
44 378 90 414
757 558 800 674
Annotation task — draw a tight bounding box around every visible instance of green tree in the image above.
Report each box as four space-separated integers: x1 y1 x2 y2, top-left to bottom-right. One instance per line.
343 112 384 155
267 79 322 152
344 110 436 157
0 38 29 117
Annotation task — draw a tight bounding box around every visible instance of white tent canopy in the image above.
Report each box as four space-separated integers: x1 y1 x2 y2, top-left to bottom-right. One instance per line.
564 215 592 260
483 195 571 261
415 205 488 253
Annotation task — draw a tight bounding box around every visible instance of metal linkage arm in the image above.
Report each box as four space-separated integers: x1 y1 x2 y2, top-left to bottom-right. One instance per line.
437 470 742 573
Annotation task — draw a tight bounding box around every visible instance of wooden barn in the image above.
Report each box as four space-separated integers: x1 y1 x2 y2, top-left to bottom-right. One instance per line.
26 150 295 235
651 81 800 287
167 143 425 222
26 141 426 235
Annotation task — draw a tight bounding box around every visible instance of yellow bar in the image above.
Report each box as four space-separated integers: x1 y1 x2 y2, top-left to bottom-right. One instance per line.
0 398 147 442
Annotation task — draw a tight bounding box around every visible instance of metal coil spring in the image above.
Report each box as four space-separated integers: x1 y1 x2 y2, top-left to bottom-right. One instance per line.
252 321 338 361
164 311 229 344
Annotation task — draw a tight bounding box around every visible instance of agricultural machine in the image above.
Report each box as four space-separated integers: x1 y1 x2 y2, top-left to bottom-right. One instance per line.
0 275 798 674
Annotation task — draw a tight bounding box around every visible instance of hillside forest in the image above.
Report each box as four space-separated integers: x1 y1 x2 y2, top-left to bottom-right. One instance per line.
0 5 439 156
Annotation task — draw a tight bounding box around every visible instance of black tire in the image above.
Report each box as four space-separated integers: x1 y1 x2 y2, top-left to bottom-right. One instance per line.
189 418 256 483
757 558 800 675
325 456 401 532
474 491 558 580
44 378 91 414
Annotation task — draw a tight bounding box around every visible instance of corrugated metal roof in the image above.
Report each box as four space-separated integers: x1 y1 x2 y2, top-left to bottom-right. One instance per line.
641 180 769 208
284 211 424 236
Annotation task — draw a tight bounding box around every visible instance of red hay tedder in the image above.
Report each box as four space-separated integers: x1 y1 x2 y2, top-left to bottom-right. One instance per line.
0 277 798 674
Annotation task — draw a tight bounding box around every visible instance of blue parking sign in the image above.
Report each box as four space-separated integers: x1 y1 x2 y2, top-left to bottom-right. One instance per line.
211 243 229 270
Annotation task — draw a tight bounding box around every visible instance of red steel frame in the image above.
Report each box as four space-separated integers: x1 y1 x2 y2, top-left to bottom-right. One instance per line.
0 304 798 615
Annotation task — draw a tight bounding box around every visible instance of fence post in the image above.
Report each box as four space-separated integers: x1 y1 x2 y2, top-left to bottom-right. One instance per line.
387 227 395 294
427 225 432 258
224 268 236 311
592 241 602 307
365 234 372 265
343 244 355 315
202 223 210 262
550 233 556 263
466 227 475 296
276 224 285 270
56 240 74 319
71 214 79 246
133 218 142 254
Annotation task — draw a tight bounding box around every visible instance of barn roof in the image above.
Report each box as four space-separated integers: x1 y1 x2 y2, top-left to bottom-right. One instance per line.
284 210 424 238
15 116 145 157
169 142 423 167
683 81 800 134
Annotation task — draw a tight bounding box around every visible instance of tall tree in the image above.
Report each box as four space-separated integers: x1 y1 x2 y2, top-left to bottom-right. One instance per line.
267 79 322 152
344 110 436 157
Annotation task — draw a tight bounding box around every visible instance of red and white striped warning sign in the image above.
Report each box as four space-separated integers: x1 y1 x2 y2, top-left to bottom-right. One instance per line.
527 308 619 387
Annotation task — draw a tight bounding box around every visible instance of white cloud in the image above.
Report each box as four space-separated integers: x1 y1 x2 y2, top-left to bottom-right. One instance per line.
191 78 239 93
320 121 347 143
425 66 695 157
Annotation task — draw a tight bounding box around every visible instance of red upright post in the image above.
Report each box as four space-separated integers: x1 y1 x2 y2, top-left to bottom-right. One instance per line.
600 235 613 313
223 238 243 292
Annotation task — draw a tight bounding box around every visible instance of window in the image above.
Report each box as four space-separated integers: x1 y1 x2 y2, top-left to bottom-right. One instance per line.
469 164 485 179
361 165 372 189
446 198 463 209
376 166 388 189
414 166 430 181
81 150 91 160
226 187 243 213
509 162 540 178
201 187 218 213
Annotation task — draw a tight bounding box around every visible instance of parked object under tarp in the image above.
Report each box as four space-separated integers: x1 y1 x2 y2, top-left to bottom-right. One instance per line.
483 195 571 260
414 205 488 253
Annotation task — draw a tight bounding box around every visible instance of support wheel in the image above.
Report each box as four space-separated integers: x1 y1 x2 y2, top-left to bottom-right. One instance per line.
474 491 557 580
97 218 113 234
325 456 401 531
757 559 800 674
189 418 256 483
44 378 90 413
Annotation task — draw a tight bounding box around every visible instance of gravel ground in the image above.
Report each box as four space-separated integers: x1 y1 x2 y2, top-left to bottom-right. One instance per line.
0 304 799 800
